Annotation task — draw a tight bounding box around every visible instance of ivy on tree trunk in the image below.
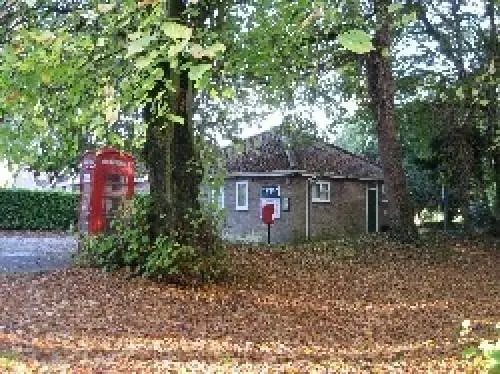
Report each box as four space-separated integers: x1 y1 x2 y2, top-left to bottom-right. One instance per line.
143 0 202 241
172 68 202 227
143 87 175 239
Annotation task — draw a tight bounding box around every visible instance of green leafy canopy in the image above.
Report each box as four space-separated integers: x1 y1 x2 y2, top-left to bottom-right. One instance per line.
0 1 225 172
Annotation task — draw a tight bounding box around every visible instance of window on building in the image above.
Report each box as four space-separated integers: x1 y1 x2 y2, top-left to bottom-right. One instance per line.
217 186 224 209
236 181 248 210
200 185 225 209
312 181 330 203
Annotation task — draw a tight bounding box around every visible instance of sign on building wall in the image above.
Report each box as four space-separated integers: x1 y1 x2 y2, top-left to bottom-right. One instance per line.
260 185 280 219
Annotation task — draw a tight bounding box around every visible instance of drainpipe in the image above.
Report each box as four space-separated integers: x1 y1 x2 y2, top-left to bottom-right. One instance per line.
305 175 317 240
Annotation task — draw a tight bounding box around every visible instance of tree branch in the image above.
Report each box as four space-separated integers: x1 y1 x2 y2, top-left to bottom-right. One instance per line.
413 0 465 75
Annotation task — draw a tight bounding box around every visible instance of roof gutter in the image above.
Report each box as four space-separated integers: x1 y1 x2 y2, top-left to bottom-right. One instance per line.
226 170 302 177
301 172 384 181
357 177 384 181
226 171 384 181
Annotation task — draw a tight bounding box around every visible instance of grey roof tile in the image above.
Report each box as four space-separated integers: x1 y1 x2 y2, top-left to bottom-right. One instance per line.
225 130 383 179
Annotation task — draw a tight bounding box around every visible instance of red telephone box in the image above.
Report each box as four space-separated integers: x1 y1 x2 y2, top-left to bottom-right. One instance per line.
79 147 135 235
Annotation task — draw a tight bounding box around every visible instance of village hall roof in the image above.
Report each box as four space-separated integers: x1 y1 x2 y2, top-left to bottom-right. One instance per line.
223 129 384 180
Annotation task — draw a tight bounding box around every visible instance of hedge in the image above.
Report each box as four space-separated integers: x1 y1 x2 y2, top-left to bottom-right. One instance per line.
0 188 79 231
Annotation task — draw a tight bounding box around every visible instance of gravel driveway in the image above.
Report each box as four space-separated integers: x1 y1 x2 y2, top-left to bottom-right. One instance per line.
0 232 78 273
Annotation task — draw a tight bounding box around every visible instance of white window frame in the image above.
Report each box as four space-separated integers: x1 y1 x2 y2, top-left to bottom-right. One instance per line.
311 181 331 203
236 181 248 211
380 183 388 202
218 186 224 209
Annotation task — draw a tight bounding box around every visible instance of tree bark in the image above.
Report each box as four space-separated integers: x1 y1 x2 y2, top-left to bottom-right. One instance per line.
143 0 203 241
366 0 418 242
143 80 175 239
171 67 202 234
486 0 499 235
143 0 184 240
452 127 474 233
170 1 203 237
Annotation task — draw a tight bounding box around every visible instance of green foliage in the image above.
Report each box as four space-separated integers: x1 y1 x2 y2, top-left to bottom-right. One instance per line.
337 29 373 54
79 195 228 284
0 188 78 230
461 320 500 373
0 350 20 371
0 1 224 174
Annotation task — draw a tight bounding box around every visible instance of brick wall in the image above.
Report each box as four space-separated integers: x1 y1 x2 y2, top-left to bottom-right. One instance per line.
308 180 366 239
223 177 300 244
223 176 387 244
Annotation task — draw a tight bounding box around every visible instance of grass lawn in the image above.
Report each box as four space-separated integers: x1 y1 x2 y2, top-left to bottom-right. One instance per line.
0 236 499 373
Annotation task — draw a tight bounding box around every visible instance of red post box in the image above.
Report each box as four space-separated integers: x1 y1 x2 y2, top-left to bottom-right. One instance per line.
262 204 274 244
79 147 135 235
262 204 275 225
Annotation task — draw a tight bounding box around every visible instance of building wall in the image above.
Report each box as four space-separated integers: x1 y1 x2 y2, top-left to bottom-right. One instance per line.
223 176 387 244
223 176 301 244
309 180 391 238
0 161 12 188
307 180 365 239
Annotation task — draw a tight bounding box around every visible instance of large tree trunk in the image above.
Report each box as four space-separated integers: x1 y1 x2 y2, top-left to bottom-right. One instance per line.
486 0 499 235
493 153 500 236
452 127 474 232
143 0 202 241
143 81 175 239
171 67 202 234
170 1 203 237
142 0 183 240
366 0 418 242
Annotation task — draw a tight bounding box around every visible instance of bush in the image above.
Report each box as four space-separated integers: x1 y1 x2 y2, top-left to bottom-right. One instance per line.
78 195 228 284
0 188 78 230
461 320 500 373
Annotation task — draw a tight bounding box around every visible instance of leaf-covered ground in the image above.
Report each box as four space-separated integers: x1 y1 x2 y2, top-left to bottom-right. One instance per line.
0 236 499 373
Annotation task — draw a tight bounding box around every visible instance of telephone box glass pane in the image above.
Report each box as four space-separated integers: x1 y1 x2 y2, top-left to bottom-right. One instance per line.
105 174 126 194
104 197 123 215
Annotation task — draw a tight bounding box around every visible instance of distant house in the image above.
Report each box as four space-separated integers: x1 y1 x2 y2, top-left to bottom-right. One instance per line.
0 164 148 193
9 168 52 190
0 161 12 188
220 129 388 243
0 162 75 191
53 175 80 192
52 175 150 194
